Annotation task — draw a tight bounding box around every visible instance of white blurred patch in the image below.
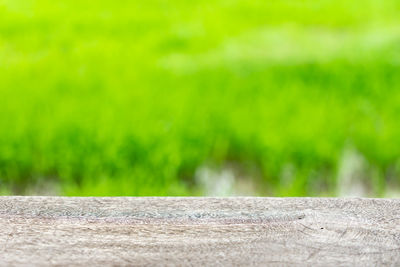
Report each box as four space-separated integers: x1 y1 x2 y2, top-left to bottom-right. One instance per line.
25 178 60 196
337 146 370 197
195 164 259 197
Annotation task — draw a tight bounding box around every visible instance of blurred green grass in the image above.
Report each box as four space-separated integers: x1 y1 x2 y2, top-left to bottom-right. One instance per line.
1 0 400 196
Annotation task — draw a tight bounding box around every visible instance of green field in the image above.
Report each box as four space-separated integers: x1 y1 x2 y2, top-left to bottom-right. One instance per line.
1 0 400 196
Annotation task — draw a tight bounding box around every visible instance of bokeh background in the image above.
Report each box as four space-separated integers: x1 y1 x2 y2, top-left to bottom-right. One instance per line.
1 0 400 196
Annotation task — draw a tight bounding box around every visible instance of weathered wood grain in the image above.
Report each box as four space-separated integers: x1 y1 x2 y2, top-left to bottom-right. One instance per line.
0 197 399 266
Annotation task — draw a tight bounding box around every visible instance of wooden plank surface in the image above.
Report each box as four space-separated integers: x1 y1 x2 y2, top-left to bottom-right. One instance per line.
0 197 399 266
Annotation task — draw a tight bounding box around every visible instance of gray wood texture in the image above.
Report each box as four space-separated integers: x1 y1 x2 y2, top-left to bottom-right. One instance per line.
0 197 399 266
